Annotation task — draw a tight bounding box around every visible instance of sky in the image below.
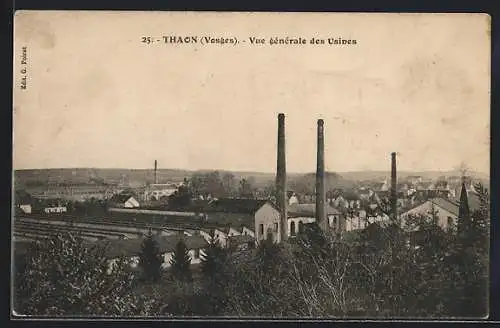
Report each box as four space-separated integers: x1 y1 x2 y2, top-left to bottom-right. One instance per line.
13 12 490 174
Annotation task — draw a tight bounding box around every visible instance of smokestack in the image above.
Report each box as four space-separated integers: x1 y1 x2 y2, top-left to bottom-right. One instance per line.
276 113 288 242
154 160 158 184
390 152 398 221
316 119 327 231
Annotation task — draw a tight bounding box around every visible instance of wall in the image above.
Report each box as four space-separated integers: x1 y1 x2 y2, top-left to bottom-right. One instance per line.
107 207 195 216
254 203 281 243
287 216 316 237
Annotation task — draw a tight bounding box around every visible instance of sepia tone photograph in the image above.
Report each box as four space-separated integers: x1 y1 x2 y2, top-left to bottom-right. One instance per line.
12 11 490 319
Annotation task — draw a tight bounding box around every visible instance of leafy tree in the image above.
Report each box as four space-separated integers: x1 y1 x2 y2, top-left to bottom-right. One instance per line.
238 177 255 198
138 232 163 282
13 232 152 316
170 239 192 282
167 185 192 209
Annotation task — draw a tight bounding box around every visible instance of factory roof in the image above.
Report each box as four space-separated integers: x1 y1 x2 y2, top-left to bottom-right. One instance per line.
288 203 341 218
206 198 276 214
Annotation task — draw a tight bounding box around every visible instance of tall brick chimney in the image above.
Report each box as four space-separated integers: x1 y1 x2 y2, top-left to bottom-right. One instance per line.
390 152 398 221
316 119 327 231
276 113 288 242
154 160 158 184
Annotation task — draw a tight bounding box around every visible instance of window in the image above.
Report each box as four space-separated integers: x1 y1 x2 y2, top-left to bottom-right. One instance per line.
259 224 264 235
274 223 279 232
194 249 200 259
290 221 296 236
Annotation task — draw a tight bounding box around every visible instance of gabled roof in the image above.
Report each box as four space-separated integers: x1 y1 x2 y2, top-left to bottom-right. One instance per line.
109 194 136 203
288 203 341 217
430 198 460 217
205 212 255 230
100 235 207 259
229 234 254 245
206 198 274 214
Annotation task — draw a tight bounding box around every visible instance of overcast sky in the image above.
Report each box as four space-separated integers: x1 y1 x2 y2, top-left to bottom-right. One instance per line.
13 12 490 174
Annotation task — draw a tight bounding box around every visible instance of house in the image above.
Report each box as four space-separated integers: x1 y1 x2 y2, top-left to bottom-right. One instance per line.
15 190 33 214
37 198 68 214
345 208 390 232
205 198 281 244
103 234 208 273
287 203 343 236
144 183 179 202
400 198 462 231
108 194 140 208
400 184 481 232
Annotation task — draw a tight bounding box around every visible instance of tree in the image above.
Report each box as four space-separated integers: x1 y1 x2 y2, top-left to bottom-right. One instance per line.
238 178 255 198
221 173 237 196
170 239 192 282
168 185 192 209
444 183 489 318
138 232 163 282
13 232 153 316
199 234 231 315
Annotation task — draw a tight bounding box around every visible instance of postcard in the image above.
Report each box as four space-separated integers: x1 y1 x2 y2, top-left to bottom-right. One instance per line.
12 11 491 319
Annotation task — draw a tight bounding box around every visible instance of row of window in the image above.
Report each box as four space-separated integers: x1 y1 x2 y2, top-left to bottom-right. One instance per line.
258 221 307 237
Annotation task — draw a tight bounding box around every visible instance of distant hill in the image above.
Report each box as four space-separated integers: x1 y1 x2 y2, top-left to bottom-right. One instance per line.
13 168 489 190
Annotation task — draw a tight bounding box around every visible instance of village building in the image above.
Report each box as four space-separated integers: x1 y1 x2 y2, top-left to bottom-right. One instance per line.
287 203 343 237
108 194 140 208
103 234 207 273
15 190 33 214
400 183 481 231
344 207 390 232
203 198 281 244
25 182 116 202
143 183 179 202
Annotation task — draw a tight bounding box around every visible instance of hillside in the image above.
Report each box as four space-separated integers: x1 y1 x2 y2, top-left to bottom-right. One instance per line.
13 168 489 190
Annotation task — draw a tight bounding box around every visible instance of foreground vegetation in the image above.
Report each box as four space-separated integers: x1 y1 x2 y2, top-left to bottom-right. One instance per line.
13 184 489 318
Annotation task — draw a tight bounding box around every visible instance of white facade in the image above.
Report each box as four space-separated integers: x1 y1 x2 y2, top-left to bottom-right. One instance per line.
123 197 140 208
288 216 316 236
288 194 299 205
241 226 255 237
107 249 206 274
144 183 179 201
19 204 32 214
254 202 281 243
199 228 229 247
44 206 67 213
345 211 390 232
